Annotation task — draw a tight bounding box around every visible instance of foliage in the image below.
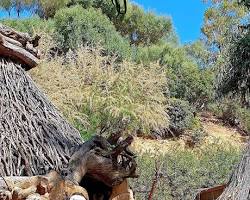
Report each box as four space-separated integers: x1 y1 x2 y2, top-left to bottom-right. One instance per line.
134 43 167 65
202 0 247 50
0 0 12 16
133 42 214 106
167 98 195 136
68 0 118 19
35 0 70 19
0 0 32 17
202 0 249 105
182 128 208 148
53 6 131 59
115 3 172 46
184 40 211 69
215 30 250 105
67 0 172 46
1 17 54 35
236 107 250 133
30 47 168 137
163 45 214 105
132 141 242 200
207 100 250 132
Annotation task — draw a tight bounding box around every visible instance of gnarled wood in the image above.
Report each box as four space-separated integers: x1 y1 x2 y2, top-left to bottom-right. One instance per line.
0 135 137 200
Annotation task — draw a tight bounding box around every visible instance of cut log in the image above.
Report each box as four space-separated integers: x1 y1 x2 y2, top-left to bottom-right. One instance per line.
0 35 39 69
0 171 89 200
0 24 37 47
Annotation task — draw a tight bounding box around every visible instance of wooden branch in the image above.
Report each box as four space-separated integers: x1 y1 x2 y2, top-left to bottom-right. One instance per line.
0 172 89 200
0 23 40 70
65 135 138 187
148 160 163 200
0 34 39 69
0 24 33 46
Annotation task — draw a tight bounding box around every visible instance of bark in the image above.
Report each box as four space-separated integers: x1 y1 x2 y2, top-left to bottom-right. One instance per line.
218 141 250 200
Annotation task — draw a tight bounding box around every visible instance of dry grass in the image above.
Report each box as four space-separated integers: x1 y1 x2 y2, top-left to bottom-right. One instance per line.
132 117 246 156
202 121 247 148
30 47 168 135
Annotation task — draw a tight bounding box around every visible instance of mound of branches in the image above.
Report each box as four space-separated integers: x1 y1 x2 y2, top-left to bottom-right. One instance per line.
0 23 81 176
0 59 82 176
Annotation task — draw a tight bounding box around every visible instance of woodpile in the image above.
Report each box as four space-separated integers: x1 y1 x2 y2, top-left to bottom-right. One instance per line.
0 24 137 200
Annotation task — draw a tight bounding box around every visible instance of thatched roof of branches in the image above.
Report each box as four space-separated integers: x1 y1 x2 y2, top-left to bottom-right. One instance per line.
0 23 83 176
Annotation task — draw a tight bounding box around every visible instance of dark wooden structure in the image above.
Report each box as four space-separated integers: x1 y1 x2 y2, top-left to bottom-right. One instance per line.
195 185 226 200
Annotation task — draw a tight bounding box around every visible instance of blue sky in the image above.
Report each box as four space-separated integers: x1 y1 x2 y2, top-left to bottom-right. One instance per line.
134 0 209 43
0 0 209 43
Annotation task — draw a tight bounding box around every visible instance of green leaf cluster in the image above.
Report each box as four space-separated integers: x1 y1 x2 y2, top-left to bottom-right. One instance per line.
53 5 131 59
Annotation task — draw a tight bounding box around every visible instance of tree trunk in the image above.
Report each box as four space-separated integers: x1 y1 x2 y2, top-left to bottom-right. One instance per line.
218 141 250 200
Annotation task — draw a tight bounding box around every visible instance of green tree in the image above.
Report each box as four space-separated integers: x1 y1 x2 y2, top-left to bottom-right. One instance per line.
202 0 247 51
203 0 249 106
34 0 70 19
162 45 214 106
12 0 30 17
67 1 172 46
53 5 131 59
115 4 172 46
184 40 211 69
0 0 12 17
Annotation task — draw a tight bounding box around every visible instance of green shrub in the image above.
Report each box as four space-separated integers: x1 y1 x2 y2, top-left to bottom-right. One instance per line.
31 47 168 137
131 141 242 200
53 6 131 59
0 17 54 35
236 107 250 132
207 101 250 133
182 128 208 148
162 45 214 105
167 98 196 136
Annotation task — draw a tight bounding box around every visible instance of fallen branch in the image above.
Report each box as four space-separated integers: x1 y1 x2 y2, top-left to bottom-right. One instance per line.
0 23 40 70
